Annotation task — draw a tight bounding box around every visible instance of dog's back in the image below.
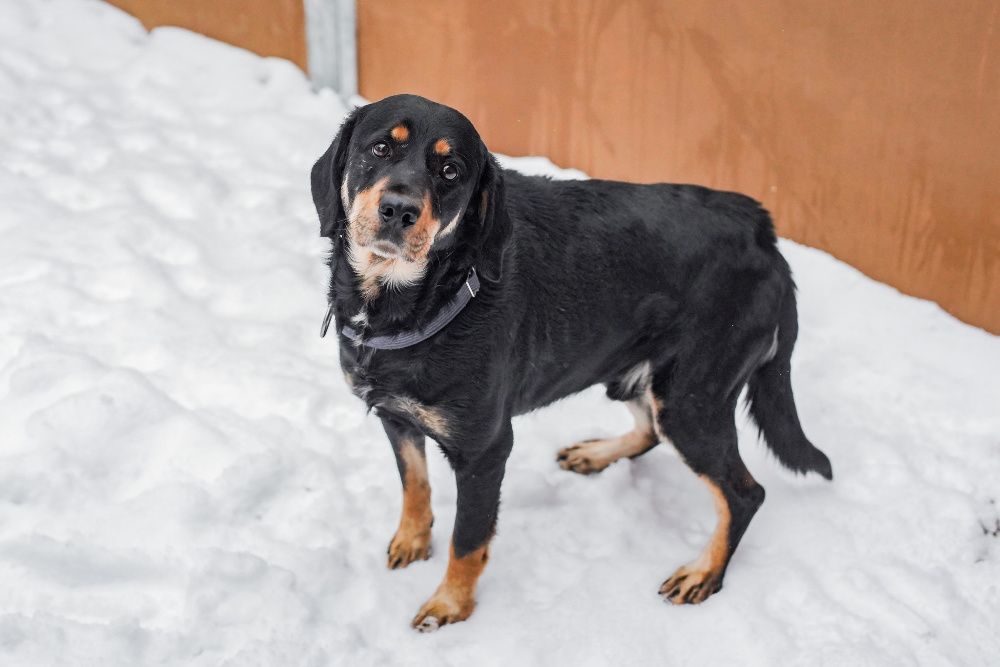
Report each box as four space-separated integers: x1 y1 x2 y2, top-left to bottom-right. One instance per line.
501 170 794 412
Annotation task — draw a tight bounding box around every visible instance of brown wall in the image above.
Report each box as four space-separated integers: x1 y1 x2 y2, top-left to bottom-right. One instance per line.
359 0 1000 334
106 0 308 71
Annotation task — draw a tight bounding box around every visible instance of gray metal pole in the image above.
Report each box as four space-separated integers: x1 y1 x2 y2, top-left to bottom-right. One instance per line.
304 0 357 97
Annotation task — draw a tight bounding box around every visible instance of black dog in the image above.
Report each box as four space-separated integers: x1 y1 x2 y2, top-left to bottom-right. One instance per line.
311 94 832 631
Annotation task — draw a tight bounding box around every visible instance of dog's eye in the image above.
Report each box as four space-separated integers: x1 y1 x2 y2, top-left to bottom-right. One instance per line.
441 163 459 181
372 142 391 158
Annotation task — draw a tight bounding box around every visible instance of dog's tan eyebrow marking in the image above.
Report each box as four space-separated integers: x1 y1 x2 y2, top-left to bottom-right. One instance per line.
434 138 451 155
391 124 409 142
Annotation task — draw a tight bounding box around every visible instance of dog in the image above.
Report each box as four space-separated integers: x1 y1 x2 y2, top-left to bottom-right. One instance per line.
311 94 832 632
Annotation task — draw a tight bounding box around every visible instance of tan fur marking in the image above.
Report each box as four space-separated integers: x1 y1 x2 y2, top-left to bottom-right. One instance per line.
346 177 389 280
391 124 409 142
646 388 671 445
403 192 440 261
388 439 433 569
700 478 731 570
434 138 451 155
479 190 489 223
660 475 731 604
340 174 351 212
347 177 388 244
356 252 382 300
412 541 491 631
392 396 450 437
557 399 658 474
346 178 439 299
436 210 462 239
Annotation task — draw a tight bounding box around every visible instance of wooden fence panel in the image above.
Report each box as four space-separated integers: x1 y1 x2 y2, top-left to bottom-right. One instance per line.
106 0 308 70
358 0 1000 333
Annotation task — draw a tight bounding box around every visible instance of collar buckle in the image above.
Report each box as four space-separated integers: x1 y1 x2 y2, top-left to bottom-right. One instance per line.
465 268 480 298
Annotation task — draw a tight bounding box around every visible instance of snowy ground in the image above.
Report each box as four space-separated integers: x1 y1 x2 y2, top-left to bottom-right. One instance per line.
1 1 998 665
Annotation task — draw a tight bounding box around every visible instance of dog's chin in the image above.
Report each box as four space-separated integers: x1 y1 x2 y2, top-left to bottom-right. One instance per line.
368 241 403 260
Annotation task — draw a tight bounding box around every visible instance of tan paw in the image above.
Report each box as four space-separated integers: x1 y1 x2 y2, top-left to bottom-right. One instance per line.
411 588 475 632
556 440 614 475
659 564 724 604
387 527 432 569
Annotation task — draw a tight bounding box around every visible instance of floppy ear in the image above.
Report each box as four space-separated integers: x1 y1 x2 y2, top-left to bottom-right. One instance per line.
311 107 361 238
472 153 512 283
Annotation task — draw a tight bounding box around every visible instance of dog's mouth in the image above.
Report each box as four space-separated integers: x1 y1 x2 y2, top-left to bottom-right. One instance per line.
369 240 402 259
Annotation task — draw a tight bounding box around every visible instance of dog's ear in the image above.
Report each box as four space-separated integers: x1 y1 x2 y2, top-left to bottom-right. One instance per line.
312 107 361 238
472 153 512 283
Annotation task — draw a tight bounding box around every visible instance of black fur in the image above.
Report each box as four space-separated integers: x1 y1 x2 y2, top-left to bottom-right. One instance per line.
311 94 831 620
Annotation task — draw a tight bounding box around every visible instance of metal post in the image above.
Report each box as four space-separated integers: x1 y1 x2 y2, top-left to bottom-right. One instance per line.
304 0 357 97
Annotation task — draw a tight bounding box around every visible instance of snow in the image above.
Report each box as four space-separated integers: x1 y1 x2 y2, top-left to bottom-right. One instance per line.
1 1 998 664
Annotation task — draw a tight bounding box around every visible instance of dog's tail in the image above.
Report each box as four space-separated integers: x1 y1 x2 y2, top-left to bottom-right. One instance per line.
746 284 833 480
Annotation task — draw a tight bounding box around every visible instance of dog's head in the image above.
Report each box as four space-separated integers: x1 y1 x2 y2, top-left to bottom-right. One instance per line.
311 94 510 297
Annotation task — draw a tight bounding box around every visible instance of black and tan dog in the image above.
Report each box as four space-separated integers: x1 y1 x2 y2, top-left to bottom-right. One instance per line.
311 94 832 631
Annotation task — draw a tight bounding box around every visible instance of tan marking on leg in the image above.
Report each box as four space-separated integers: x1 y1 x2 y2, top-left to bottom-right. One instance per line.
646 388 669 443
434 138 451 155
557 399 658 474
412 540 490 631
620 361 652 396
388 438 433 569
660 475 731 604
390 124 409 142
392 396 451 438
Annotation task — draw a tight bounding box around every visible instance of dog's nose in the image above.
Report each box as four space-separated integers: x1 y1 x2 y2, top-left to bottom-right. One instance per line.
378 193 421 229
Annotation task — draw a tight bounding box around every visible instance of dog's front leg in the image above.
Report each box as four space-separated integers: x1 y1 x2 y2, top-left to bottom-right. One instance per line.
381 414 433 569
411 423 512 632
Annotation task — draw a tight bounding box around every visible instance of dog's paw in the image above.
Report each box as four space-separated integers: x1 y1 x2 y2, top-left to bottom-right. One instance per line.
411 589 474 632
658 564 723 605
387 528 432 569
556 440 613 475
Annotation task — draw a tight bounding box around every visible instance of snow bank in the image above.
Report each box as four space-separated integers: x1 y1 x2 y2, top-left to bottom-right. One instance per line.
0 1 998 664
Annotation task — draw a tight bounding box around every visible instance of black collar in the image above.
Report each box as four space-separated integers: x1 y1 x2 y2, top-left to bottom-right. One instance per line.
321 268 481 350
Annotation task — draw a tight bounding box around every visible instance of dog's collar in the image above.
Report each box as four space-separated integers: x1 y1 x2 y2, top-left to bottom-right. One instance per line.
321 268 481 350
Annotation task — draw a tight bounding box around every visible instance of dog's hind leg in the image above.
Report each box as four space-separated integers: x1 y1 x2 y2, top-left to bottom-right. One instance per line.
381 415 434 569
557 398 659 474
650 388 765 604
